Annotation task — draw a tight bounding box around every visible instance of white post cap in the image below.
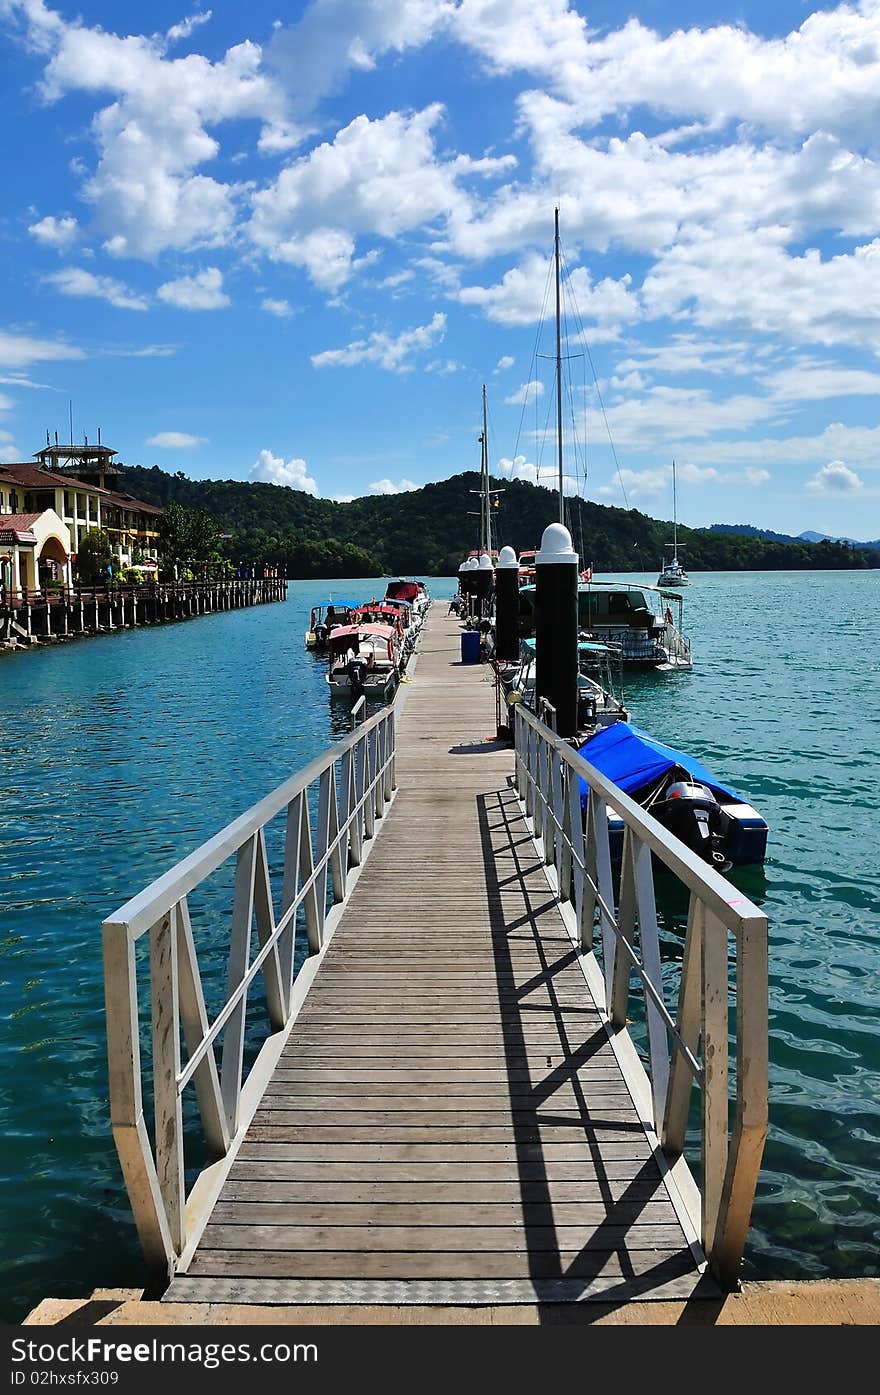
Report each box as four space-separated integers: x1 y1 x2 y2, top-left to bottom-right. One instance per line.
495 545 518 570
478 553 493 570
458 560 469 572
536 521 578 565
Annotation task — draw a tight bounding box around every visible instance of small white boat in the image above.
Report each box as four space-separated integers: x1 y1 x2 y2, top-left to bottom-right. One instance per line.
325 623 400 698
304 598 357 650
657 460 690 587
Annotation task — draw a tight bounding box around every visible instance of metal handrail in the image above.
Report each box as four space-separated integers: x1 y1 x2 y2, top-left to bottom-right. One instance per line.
102 703 397 1279
513 702 768 1291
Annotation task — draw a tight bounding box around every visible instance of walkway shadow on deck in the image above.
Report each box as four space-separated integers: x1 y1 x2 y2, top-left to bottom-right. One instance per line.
476 787 706 1322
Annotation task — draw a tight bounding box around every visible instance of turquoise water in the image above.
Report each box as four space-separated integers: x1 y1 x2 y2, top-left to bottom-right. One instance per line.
0 572 878 1319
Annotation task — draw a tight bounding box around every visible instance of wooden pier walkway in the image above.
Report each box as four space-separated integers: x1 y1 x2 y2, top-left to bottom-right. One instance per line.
164 610 709 1307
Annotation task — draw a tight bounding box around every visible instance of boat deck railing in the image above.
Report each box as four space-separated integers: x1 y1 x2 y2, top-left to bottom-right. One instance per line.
514 702 767 1289
101 704 396 1279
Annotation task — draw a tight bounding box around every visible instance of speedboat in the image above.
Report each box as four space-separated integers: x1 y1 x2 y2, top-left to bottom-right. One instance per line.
385 579 431 621
325 623 400 699
577 722 768 869
305 599 358 651
519 580 692 670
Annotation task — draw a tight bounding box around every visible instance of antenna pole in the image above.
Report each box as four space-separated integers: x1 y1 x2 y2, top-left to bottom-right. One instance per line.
554 207 564 524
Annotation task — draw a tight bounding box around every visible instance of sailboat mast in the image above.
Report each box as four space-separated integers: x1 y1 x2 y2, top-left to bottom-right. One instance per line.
481 384 492 557
554 207 564 525
672 458 678 558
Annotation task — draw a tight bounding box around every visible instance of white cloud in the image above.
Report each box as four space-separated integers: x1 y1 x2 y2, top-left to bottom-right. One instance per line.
368 477 418 494
261 297 294 317
147 431 206 448
166 11 214 46
267 0 454 114
7 2 292 260
458 252 639 334
494 355 514 373
250 448 318 494
0 330 84 368
28 214 78 249
595 461 770 501
248 105 512 288
311 312 446 372
505 379 544 406
156 267 229 310
425 357 460 375
45 266 148 310
806 460 863 493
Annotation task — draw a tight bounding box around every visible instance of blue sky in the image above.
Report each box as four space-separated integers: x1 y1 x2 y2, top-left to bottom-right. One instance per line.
3 0 880 538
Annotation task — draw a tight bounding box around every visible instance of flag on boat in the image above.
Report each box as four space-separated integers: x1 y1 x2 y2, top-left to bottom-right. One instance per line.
581 563 592 582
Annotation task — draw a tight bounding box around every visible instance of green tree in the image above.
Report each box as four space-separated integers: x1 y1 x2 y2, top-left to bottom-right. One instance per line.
75 527 115 584
158 500 220 566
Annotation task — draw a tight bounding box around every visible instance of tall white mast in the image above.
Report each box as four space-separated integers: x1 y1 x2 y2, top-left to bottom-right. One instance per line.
672 458 678 561
554 207 564 524
481 384 493 557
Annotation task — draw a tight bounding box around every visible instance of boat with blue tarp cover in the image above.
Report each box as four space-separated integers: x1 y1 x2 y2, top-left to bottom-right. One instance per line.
305 599 359 650
577 722 768 870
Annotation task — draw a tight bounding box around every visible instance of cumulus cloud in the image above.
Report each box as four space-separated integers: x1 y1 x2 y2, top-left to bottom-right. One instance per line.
248 105 513 288
494 355 514 373
806 460 863 492
28 214 78 249
250 448 318 494
368 477 418 494
6 2 291 260
45 267 148 310
156 267 229 310
147 431 206 448
459 252 639 334
505 379 544 406
261 297 294 317
311 312 446 371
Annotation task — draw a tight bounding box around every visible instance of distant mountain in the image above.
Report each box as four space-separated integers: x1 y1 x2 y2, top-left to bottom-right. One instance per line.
798 530 879 547
709 523 803 544
117 463 880 577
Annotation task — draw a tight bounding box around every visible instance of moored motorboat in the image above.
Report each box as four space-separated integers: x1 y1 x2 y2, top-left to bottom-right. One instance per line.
518 580 692 670
305 598 358 651
325 623 401 699
500 636 629 735
577 722 768 869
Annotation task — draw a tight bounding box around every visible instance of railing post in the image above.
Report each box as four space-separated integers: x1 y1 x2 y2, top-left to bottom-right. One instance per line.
701 907 730 1259
149 907 185 1255
711 909 768 1288
631 836 670 1131
220 834 258 1134
608 827 636 1027
662 895 703 1157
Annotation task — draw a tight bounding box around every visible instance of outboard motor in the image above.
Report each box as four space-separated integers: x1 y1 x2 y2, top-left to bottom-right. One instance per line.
346 655 368 696
655 780 728 867
314 622 328 646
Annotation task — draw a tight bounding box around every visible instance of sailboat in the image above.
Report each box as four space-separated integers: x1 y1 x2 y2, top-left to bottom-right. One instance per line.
657 459 690 586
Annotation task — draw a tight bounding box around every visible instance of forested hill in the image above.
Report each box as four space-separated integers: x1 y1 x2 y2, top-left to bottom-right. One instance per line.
119 464 880 577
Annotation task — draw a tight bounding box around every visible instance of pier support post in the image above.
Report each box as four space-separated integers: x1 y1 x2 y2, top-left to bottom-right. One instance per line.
494 545 520 662
535 521 579 738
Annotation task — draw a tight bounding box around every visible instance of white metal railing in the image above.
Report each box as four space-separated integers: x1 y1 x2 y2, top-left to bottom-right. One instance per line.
102 705 396 1279
514 702 768 1291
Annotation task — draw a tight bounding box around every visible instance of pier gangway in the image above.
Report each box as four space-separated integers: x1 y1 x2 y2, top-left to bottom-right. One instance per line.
102 607 767 1309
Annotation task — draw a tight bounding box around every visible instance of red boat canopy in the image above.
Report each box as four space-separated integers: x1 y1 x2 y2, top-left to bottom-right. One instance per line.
385 580 419 602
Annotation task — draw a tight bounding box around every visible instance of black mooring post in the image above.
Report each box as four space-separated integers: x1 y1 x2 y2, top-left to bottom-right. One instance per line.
494 545 520 662
535 522 579 738
474 553 493 621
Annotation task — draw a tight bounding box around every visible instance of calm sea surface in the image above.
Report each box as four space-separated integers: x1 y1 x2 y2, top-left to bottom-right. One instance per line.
0 571 878 1319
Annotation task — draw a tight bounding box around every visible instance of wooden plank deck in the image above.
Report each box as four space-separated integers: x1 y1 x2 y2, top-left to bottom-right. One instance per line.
164 607 712 1306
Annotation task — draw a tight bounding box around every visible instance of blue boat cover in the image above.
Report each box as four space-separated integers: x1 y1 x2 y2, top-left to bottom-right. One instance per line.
315 599 359 611
576 722 740 807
